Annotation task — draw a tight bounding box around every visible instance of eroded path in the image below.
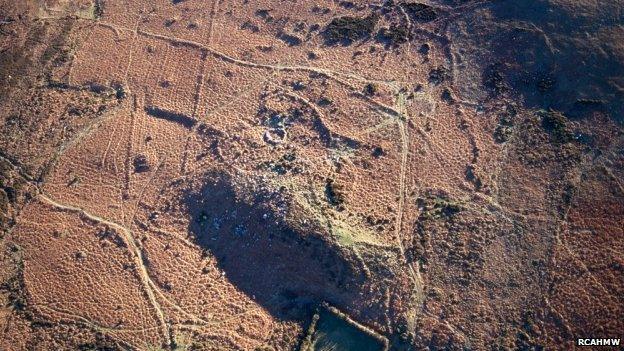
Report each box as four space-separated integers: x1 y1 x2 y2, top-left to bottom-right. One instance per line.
37 193 172 345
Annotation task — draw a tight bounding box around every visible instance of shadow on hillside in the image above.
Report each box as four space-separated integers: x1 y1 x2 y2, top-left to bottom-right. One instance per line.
449 1 623 121
183 173 366 321
483 0 624 120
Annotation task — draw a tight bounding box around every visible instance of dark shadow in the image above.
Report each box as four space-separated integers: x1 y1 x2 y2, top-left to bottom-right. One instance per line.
183 173 367 321
400 3 438 23
145 106 196 129
479 1 624 120
375 25 410 49
322 14 379 46
277 32 303 46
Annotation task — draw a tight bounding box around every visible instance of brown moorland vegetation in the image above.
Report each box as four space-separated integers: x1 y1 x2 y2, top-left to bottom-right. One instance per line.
0 0 622 350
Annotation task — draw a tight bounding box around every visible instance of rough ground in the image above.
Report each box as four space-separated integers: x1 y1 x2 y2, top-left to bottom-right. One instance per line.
0 0 622 350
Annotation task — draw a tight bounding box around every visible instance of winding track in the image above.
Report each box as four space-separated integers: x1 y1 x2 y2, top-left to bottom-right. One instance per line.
37 193 172 346
25 9 453 346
